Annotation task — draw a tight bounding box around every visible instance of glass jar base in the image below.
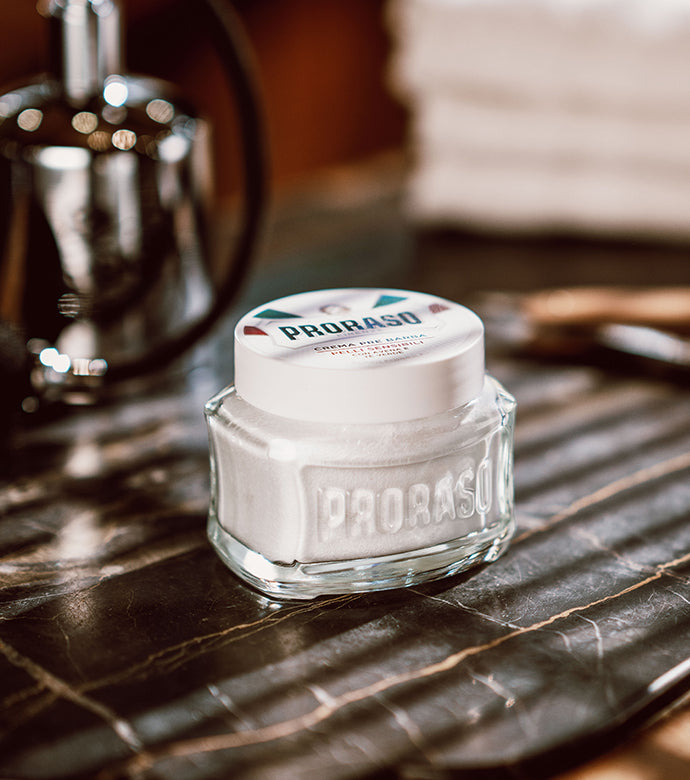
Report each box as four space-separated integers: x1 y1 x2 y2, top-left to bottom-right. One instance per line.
208 515 514 600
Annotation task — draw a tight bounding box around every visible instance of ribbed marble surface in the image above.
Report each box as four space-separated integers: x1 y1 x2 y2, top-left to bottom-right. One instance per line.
3 348 690 780
2 183 690 778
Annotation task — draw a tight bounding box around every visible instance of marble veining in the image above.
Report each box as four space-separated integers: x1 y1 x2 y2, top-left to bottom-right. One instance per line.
2 351 690 780
2 183 690 780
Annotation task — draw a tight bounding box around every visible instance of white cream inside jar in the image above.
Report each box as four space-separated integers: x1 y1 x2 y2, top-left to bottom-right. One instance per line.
205 288 516 599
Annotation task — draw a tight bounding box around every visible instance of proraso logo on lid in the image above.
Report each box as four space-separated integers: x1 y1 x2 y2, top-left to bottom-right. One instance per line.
239 291 453 360
233 289 486 423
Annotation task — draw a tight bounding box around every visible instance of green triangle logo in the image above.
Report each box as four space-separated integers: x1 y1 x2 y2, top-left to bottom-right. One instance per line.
254 308 300 319
373 294 407 308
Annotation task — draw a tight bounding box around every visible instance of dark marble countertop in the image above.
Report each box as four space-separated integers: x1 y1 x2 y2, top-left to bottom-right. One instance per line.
3 162 690 779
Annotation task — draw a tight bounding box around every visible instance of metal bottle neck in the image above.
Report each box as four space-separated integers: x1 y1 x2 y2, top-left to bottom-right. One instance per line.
45 0 123 102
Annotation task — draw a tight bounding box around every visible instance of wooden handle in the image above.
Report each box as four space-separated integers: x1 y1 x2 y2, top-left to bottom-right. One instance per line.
523 287 690 333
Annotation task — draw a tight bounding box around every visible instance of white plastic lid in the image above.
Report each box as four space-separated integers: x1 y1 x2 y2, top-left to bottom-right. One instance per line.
233 288 485 424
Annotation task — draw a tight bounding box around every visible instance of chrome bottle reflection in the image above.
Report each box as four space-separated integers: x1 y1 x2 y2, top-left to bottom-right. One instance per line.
0 0 246 405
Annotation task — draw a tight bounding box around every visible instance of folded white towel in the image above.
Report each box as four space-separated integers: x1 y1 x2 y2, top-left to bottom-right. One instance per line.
413 97 690 172
408 153 690 236
389 0 690 114
388 0 690 235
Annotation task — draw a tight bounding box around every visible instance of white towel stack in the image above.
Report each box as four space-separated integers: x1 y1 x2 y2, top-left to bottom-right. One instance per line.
387 0 690 237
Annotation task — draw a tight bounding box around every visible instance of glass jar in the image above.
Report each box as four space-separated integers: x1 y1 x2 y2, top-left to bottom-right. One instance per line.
205 288 516 599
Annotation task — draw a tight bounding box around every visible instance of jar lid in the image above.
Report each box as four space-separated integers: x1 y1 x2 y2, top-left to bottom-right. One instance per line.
234 288 485 423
